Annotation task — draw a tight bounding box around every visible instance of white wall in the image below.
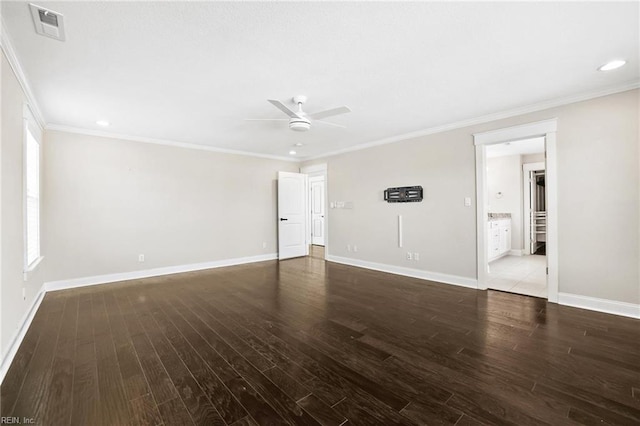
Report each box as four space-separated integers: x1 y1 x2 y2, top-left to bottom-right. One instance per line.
522 153 545 164
487 155 522 249
303 89 639 305
43 130 298 282
1 52 46 358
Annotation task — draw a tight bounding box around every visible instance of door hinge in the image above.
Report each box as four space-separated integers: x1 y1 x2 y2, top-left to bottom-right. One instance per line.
546 267 549 275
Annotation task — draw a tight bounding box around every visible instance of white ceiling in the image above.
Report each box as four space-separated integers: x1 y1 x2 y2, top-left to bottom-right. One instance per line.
2 1 638 160
486 137 545 158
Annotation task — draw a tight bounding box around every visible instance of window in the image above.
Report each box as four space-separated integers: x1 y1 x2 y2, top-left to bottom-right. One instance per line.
25 126 41 268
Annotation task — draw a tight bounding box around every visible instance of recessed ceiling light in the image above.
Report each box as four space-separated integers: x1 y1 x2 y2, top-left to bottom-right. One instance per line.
96 120 110 126
289 150 297 155
598 60 626 71
294 143 304 147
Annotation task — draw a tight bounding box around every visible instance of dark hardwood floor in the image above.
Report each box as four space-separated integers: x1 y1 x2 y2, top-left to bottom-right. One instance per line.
2 249 639 425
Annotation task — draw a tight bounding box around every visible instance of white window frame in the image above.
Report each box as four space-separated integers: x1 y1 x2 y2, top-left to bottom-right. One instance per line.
23 105 43 276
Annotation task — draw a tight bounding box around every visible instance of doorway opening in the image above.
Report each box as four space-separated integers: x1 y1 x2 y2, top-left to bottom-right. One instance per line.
309 175 326 247
485 138 547 298
300 163 328 259
524 163 546 256
474 119 558 302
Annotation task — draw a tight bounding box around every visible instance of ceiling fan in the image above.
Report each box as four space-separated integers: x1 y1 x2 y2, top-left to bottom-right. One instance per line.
246 95 351 132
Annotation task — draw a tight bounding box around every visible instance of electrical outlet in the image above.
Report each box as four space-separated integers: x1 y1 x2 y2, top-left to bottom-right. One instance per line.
464 197 472 207
414 252 420 261
138 254 145 262
262 242 267 249
353 245 358 252
347 244 351 252
406 252 412 260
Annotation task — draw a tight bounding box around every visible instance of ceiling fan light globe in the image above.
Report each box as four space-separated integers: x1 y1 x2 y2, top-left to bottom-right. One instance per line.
289 117 311 131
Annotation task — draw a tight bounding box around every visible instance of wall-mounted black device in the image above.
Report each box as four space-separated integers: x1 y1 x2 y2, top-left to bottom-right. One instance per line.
384 186 423 203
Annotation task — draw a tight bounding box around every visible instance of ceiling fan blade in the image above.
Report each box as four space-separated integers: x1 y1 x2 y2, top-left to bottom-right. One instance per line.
245 118 288 121
316 120 346 129
309 106 351 120
268 99 300 118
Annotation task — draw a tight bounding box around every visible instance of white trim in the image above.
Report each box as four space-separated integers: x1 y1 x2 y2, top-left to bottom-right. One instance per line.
300 163 327 174
545 133 558 303
0 283 47 385
508 249 524 257
473 119 557 146
558 293 640 320
44 253 278 292
0 21 46 129
475 144 489 290
474 119 559 303
45 124 298 163
326 255 477 289
305 82 639 161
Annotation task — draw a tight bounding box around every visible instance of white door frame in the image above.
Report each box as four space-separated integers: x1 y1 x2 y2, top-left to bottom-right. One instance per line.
300 163 328 259
309 175 326 246
522 161 545 255
474 119 558 302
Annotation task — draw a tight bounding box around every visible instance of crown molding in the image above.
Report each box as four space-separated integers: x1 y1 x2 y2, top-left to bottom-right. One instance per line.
45 124 298 162
304 81 640 161
0 19 46 129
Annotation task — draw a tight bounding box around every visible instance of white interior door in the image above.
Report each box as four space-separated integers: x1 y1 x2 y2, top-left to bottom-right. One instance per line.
278 171 308 259
310 176 325 246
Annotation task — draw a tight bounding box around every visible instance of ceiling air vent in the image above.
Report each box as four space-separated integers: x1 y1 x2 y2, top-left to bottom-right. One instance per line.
29 3 65 41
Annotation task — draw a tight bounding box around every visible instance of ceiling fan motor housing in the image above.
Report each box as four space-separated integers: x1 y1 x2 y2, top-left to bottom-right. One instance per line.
289 116 311 131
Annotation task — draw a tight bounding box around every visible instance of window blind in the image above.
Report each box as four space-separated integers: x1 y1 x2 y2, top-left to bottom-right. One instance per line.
25 128 40 267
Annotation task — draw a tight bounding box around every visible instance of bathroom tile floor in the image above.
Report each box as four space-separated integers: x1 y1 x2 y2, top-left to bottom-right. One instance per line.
488 254 547 298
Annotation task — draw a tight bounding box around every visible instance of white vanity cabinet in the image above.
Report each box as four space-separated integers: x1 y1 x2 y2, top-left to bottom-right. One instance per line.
488 218 511 261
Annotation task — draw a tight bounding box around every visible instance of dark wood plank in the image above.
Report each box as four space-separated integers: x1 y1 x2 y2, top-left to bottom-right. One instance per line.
230 415 260 426
7 297 65 420
132 296 226 425
117 294 179 406
148 295 248 424
70 294 100 426
3 252 639 426
168 296 321 425
0 294 51 416
156 397 194 426
129 393 162 426
262 366 311 401
297 393 347 425
92 292 132 425
104 291 151 402
400 399 462 425
147 296 285 425
41 296 79 425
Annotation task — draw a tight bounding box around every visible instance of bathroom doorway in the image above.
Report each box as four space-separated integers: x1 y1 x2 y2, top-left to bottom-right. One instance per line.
484 139 547 298
474 119 558 302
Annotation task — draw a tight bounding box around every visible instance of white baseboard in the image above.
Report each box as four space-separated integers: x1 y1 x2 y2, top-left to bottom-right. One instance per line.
1 253 277 385
509 249 524 256
0 283 47 384
326 255 477 289
558 292 640 319
44 253 278 292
